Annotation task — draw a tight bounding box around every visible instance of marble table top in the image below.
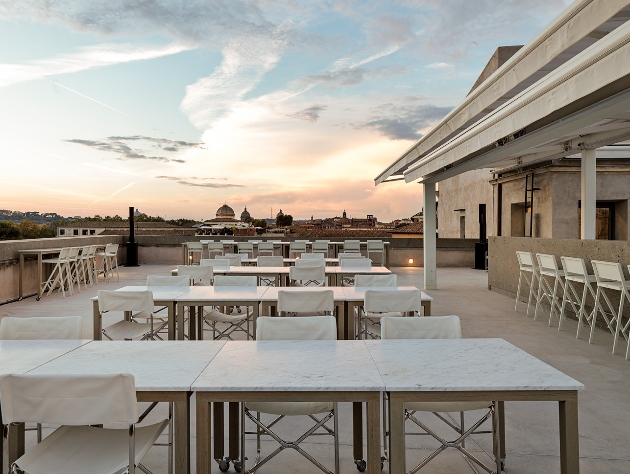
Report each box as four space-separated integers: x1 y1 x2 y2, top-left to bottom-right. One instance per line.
176 286 269 302
29 341 226 391
331 266 392 275
261 286 346 301
91 285 193 302
192 340 384 392
365 339 583 392
0 339 90 376
342 286 432 302
215 266 289 275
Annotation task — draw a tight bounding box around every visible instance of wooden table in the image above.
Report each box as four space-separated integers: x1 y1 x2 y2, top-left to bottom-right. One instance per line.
365 339 584 474
193 340 384 474
91 286 193 340
1 339 91 468
27 340 226 474
17 248 62 299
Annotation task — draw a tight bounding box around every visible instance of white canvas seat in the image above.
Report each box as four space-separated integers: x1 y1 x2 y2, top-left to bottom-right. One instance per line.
339 257 371 286
207 242 224 258
40 247 72 300
202 276 257 340
289 241 307 258
98 290 165 341
559 257 604 339
360 289 421 339
380 316 498 473
534 254 566 326
0 316 82 340
515 251 539 317
592 260 630 359
257 256 284 286
237 242 254 259
289 263 326 287
257 242 275 257
243 316 339 474
186 242 203 264
367 240 385 265
0 373 170 474
177 265 214 285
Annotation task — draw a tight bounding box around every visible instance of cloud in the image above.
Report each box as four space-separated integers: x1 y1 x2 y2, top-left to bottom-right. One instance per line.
353 102 453 140
0 42 192 89
426 62 454 69
156 176 243 188
66 136 191 163
288 105 327 123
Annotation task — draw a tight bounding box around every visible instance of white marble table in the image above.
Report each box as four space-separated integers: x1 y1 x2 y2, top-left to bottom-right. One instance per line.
366 339 584 474
330 266 392 286
193 340 384 474
29 340 226 474
175 286 269 340
341 286 432 339
91 285 193 340
260 286 347 339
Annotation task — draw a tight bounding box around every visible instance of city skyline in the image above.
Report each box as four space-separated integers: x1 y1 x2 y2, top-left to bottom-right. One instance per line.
0 1 572 220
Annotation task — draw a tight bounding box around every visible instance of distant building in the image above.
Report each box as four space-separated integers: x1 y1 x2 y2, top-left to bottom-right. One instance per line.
240 206 251 221
391 223 424 239
57 220 195 237
200 203 254 235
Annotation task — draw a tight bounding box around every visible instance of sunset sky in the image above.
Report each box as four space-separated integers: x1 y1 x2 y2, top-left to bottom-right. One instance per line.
0 0 572 221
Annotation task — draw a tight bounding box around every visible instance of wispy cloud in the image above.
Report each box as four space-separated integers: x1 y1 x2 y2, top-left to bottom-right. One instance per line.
0 42 192 89
82 182 135 212
66 136 196 163
287 105 327 123
156 176 243 188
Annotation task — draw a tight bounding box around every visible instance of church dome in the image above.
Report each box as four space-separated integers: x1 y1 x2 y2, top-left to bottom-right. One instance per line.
276 208 284 218
240 206 251 220
216 204 235 219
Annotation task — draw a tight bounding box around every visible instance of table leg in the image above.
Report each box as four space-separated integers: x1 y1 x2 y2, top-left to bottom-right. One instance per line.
559 397 580 474
8 422 25 468
229 403 240 463
213 403 224 464
174 394 191 474
189 306 197 340
388 394 405 474
492 401 501 474
197 306 204 340
347 302 356 340
252 301 259 339
168 302 176 340
197 400 212 474
177 303 185 340
499 401 506 462
353 402 363 463
336 303 344 340
0 407 4 470
366 397 381 474
37 253 43 299
422 301 431 316
93 299 102 340
19 253 24 299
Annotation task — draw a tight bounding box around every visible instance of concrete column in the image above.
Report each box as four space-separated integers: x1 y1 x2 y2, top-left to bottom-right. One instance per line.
423 182 437 290
580 148 596 240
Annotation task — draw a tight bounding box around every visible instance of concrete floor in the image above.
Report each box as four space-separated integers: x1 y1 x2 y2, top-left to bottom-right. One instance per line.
1 265 629 473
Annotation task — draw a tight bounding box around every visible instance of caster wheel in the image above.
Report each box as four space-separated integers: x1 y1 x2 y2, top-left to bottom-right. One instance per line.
355 459 366 472
218 458 229 472
233 460 242 473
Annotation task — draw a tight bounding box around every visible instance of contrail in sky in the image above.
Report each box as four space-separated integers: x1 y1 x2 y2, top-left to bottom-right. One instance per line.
83 182 135 213
51 80 132 117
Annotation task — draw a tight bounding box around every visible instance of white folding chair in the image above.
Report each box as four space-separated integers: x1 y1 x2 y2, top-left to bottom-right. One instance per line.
300 252 325 261
222 254 244 266
339 257 372 286
515 251 539 317
40 247 72 300
343 240 361 254
98 290 165 341
65 247 82 295
289 241 307 258
367 240 385 265
380 316 499 473
0 316 82 340
186 242 203 265
0 373 171 474
207 242 225 258
534 254 566 326
75 246 92 290
312 241 330 257
237 242 254 259
257 256 284 286
559 257 603 338
202 276 257 340
257 242 275 257
177 265 214 285
145 275 190 332
242 316 339 474
101 243 120 282
354 274 397 287
289 263 326 287
360 289 421 339
338 252 364 260
592 260 630 359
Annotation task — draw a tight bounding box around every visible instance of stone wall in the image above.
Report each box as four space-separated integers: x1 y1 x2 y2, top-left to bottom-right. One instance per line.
0 236 124 304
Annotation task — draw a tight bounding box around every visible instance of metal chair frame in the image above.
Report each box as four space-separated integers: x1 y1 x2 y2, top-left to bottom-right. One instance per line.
40 247 72 299
534 254 565 326
514 251 539 317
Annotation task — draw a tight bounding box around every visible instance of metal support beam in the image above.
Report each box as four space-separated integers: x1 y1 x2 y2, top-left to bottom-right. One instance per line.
581 148 597 239
423 183 437 290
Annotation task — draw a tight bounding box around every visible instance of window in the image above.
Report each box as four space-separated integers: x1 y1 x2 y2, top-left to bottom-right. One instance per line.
73 229 78 236
90 230 96 235
459 216 465 239
59 229 65 236
578 201 616 240
82 229 88 235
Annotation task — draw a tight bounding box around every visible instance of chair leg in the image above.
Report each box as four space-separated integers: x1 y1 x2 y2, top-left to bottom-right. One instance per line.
515 272 523 312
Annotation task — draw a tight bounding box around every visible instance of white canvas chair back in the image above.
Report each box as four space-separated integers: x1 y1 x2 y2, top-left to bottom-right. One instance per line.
146 275 189 286
213 276 257 286
300 252 324 260
536 253 560 276
0 373 138 425
340 258 371 269
187 242 203 251
381 315 462 339
200 258 218 266
312 242 329 253
222 254 243 266
258 242 274 253
295 259 325 268
104 243 118 255
0 316 82 340
80 245 91 256
592 260 625 286
278 290 334 314
560 257 588 281
210 258 231 268
289 242 307 253
354 274 397 287
258 256 284 267
289 265 325 285
367 241 383 251
343 240 361 253
516 251 536 269
67 246 80 259
295 240 310 243
56 247 71 260
98 290 154 313
238 242 254 255
207 242 224 254
338 252 363 259
256 316 336 340
177 265 214 285
365 289 421 314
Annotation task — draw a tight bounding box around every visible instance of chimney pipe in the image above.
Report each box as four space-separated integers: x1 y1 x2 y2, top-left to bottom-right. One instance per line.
125 206 139 267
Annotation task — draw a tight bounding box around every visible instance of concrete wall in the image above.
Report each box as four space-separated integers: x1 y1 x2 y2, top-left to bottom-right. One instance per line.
0 236 124 304
438 169 495 239
488 236 630 326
